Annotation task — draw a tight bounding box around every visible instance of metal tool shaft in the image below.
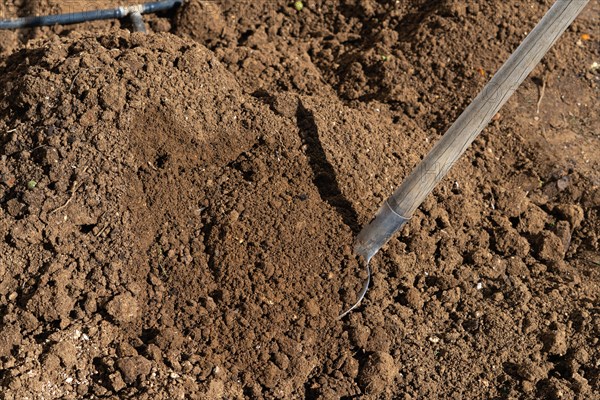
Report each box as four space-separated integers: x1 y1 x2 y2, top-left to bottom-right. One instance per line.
355 0 589 261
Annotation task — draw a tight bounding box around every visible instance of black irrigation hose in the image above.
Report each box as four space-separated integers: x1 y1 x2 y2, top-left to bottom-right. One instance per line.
0 0 182 32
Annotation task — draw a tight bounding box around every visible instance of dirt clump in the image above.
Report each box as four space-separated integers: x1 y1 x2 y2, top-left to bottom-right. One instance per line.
358 351 397 396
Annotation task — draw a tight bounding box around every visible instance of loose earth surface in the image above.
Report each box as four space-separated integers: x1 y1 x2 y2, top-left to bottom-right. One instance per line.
0 1 598 399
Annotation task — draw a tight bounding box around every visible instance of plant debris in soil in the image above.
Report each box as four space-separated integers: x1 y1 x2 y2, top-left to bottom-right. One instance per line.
0 0 599 399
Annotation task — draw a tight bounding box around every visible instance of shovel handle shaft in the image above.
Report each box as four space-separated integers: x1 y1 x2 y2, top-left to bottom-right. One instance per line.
355 0 589 260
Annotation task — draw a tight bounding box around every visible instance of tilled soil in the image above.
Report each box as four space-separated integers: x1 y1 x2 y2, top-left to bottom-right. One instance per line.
0 1 599 399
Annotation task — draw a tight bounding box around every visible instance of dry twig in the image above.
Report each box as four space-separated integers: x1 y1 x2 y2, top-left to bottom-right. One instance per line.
49 181 81 215
536 75 547 114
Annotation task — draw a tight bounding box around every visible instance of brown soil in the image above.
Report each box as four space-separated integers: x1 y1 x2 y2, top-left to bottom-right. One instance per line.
0 1 599 399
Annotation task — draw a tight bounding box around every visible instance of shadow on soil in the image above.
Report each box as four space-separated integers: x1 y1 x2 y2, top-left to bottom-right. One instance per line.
295 100 360 234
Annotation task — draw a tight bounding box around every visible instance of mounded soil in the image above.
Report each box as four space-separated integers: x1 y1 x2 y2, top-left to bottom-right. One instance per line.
0 1 598 399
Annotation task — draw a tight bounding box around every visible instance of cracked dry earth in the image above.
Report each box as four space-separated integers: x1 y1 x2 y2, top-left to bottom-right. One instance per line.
0 0 599 399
